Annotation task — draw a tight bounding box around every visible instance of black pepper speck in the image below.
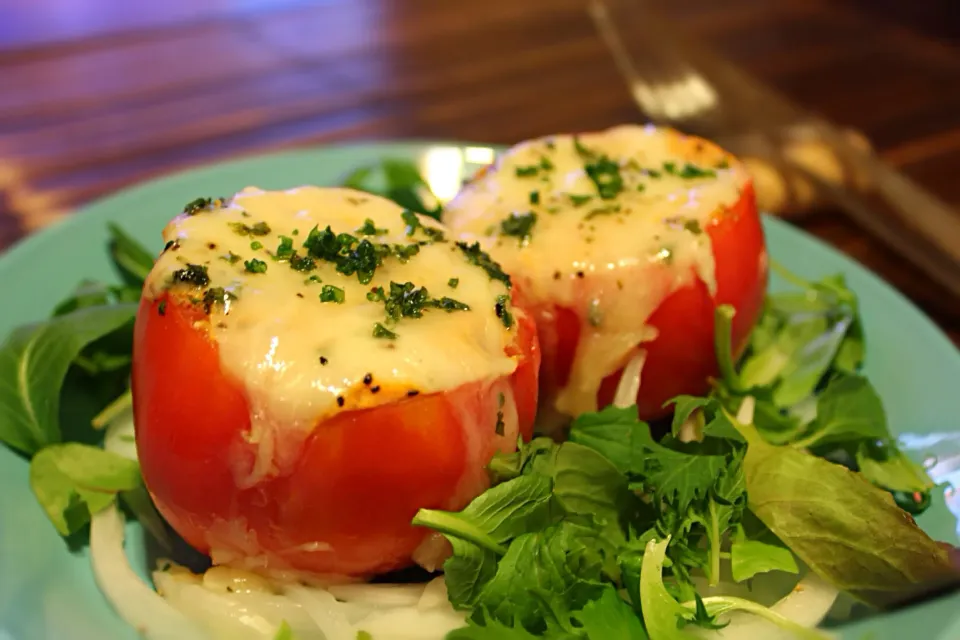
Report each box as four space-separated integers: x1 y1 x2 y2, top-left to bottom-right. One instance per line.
363 373 373 385
337 396 345 407
370 385 381 394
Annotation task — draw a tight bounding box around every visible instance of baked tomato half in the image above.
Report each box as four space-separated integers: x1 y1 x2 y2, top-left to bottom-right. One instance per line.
444 125 767 422
133 187 539 577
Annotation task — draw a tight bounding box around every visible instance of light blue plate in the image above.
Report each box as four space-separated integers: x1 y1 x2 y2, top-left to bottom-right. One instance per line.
1 142 958 639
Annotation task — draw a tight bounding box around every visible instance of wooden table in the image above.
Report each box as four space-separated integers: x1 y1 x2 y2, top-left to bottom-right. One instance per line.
1 0 959 343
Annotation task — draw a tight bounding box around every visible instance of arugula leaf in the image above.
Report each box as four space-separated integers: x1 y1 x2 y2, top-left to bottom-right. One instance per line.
107 223 155 284
737 418 958 607
29 443 141 535
792 375 888 449
568 405 657 475
442 537 500 609
0 304 137 455
643 450 726 513
446 612 542 639
471 522 606 634
341 158 442 220
574 586 649 639
413 473 555 550
856 441 935 493
730 539 799 582
667 395 709 437
638 538 698 640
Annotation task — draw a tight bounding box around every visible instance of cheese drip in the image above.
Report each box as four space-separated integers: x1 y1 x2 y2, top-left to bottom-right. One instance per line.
145 187 517 485
444 124 749 417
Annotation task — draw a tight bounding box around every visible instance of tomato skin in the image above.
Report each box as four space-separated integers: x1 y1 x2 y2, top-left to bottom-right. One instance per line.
539 182 767 421
132 291 539 577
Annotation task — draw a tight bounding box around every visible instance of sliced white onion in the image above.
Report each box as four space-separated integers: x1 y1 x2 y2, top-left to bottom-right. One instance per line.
613 349 646 408
350 604 466 640
89 505 207 640
692 572 839 640
283 585 355 640
417 577 450 611
103 410 138 462
326 582 426 607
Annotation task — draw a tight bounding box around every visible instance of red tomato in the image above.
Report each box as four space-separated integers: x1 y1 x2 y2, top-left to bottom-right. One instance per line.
536 182 767 421
132 291 539 577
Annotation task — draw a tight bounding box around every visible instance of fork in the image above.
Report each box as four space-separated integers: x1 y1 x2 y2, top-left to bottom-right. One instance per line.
588 0 960 301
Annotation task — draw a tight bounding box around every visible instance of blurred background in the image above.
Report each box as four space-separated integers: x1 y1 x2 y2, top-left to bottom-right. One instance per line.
0 0 959 339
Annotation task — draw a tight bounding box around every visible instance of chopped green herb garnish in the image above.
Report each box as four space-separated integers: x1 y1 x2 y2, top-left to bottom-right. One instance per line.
456 242 511 287
337 239 382 285
250 241 263 250
275 236 295 260
229 221 271 236
201 287 237 314
433 297 471 312
569 194 593 207
584 204 621 220
539 156 554 171
684 219 703 235
292 229 300 236
448 277 459 289
372 323 397 339
585 155 623 200
320 285 345 304
183 197 213 215
158 301 167 316
716 158 730 169
499 212 537 245
357 218 388 236
221 251 242 264
529 191 540 205
244 258 267 274
171 264 209 287
302 226 387 285
665 161 716 179
380 282 430 321
494 294 514 329
646 168 662 178
400 211 445 242
637 183 646 192
515 165 539 178
304 275 322 285
573 136 594 158
289 254 317 272
391 243 420 263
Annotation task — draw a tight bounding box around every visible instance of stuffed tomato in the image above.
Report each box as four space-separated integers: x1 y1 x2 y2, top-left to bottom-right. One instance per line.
444 125 766 422
132 187 539 577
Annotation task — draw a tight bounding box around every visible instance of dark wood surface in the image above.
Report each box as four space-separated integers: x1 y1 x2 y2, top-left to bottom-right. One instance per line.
1 0 959 342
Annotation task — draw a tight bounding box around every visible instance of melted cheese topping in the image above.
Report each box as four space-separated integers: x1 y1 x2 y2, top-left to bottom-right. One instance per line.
444 124 750 418
146 187 517 484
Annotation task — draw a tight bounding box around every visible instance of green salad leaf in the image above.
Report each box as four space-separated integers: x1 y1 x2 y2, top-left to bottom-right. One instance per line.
0 304 137 456
30 443 141 535
733 413 957 607
638 538 698 640
107 222 156 284
855 441 935 493
342 158 443 220
729 539 799 583
573 586 648 639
